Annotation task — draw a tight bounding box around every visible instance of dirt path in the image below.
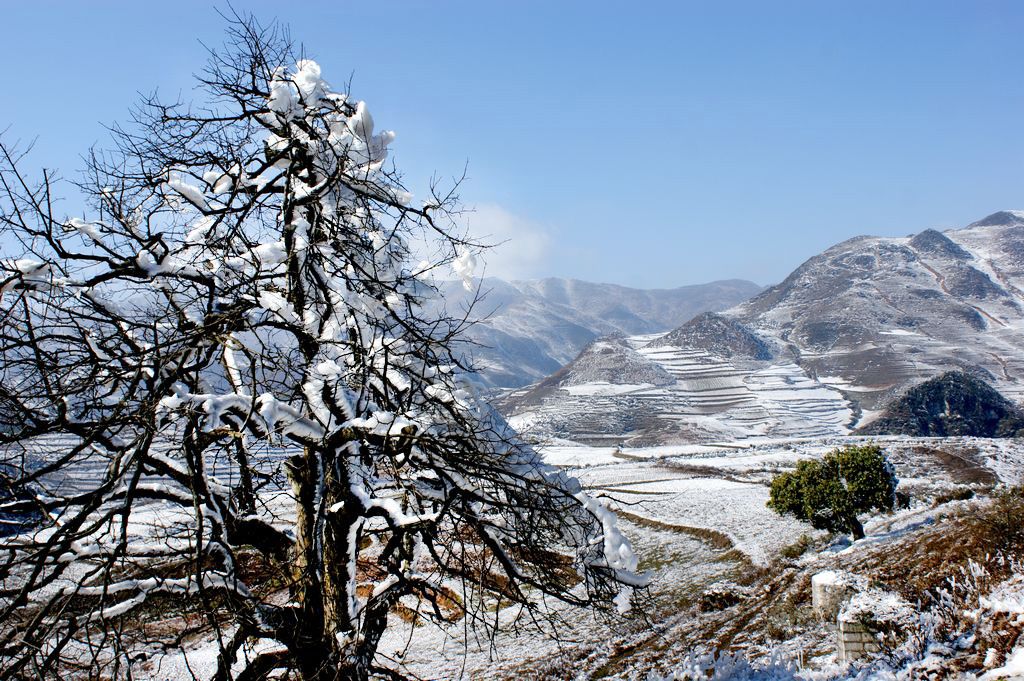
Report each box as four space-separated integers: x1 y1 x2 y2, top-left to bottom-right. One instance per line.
912 445 998 486
990 351 1013 381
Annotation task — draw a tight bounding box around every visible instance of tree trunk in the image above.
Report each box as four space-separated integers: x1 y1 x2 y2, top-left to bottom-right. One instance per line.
848 515 865 541
286 450 331 677
322 484 360 642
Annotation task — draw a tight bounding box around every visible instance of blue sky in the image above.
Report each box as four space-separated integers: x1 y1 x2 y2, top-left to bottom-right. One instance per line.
2 1 1023 288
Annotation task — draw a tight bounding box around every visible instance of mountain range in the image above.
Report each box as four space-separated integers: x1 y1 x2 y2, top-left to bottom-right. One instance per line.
429 277 761 388
500 211 1024 445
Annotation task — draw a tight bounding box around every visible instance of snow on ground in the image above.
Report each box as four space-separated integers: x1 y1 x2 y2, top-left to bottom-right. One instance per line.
591 475 810 567
539 444 626 466
627 345 854 441
542 434 1024 571
370 521 737 680
982 647 1024 681
978 438 1024 485
504 410 541 432
562 382 657 396
509 333 859 448
9 431 1024 679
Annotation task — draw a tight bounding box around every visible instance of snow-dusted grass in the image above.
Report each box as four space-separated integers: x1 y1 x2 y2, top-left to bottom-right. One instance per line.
593 476 810 567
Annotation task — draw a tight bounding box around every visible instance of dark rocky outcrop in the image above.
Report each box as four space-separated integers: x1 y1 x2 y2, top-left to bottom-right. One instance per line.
859 371 1024 437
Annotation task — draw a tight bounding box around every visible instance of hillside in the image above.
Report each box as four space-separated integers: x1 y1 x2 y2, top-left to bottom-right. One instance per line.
503 334 852 446
369 435 1024 679
647 311 774 360
732 210 1024 411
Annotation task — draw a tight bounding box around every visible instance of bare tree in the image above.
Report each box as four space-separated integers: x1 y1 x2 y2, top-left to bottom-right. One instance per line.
0 15 646 681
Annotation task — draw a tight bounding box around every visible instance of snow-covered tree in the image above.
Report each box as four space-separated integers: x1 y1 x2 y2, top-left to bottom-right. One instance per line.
0 17 645 680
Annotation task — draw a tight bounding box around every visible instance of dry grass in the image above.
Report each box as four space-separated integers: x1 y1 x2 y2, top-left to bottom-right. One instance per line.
911 445 998 486
614 509 735 552
843 487 1024 599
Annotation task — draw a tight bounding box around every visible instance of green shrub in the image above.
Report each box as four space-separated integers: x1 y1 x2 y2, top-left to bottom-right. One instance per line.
767 444 897 540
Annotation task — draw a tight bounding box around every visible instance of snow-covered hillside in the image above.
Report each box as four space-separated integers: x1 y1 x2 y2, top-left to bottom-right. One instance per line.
504 211 1024 444
734 210 1024 411
504 333 854 445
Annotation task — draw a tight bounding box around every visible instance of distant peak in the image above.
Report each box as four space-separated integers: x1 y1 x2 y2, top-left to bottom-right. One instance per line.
909 228 971 260
967 210 1024 228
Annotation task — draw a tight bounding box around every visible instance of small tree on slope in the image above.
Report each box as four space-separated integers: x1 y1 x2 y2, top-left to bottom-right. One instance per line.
767 444 897 540
0 17 645 680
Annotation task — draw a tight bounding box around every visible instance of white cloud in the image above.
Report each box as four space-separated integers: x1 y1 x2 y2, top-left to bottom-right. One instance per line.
462 203 552 281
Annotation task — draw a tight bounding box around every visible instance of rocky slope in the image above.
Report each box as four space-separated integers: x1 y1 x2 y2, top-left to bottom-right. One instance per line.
732 210 1024 412
647 312 774 360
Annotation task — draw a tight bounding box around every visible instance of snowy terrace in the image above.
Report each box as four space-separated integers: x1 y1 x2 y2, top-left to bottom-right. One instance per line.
506 332 857 447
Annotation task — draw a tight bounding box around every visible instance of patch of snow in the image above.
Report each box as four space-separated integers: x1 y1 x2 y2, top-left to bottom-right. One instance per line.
452 247 477 291
562 382 654 396
980 645 1024 680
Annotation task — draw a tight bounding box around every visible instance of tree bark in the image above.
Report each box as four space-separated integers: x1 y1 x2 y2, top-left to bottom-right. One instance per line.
322 462 359 643
286 450 331 676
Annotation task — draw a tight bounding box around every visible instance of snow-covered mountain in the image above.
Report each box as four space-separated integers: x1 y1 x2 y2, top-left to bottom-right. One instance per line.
503 211 1024 444
429 277 761 388
733 210 1024 409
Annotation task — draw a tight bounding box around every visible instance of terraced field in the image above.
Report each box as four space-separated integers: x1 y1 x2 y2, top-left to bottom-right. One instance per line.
506 333 854 446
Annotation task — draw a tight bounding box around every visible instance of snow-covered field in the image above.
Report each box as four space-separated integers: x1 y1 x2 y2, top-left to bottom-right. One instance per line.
388 434 1024 678
374 435 1024 678
540 435 1024 571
